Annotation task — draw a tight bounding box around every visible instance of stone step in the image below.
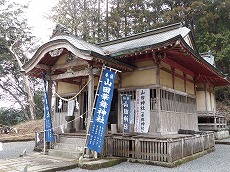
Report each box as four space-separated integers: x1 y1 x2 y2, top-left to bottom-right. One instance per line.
48 149 82 159
54 143 84 152
59 136 86 146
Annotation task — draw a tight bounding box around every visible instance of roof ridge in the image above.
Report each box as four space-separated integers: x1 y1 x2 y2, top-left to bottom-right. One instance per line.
98 23 183 47
51 34 105 52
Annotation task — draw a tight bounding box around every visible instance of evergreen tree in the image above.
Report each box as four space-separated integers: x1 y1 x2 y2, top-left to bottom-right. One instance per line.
49 0 101 42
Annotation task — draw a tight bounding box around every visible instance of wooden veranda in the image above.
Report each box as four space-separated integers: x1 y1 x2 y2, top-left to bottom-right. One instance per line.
102 132 215 166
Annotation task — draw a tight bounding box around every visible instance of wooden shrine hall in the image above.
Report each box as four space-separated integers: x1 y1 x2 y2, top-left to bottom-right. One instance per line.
23 23 230 167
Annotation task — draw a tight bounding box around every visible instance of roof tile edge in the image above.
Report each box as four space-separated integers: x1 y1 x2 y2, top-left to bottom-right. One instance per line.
98 23 183 47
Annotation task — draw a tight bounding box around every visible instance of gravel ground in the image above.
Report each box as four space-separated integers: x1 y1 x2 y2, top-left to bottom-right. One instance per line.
0 141 35 159
65 144 230 172
1 142 229 172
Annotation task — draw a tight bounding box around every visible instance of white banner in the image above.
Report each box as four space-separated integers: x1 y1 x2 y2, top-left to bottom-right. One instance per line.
134 89 150 133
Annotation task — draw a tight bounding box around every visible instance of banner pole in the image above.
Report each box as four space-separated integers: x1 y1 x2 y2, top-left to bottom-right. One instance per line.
43 120 46 154
81 65 105 159
43 76 46 154
42 74 55 154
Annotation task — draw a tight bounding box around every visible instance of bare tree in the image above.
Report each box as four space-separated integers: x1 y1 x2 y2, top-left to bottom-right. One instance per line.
0 0 37 120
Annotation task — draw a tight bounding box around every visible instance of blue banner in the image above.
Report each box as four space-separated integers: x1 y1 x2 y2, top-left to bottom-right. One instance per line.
43 75 54 142
87 69 116 153
122 95 131 133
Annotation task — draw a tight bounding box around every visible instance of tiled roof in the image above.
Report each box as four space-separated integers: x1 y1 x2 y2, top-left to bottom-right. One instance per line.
98 23 190 56
50 23 190 58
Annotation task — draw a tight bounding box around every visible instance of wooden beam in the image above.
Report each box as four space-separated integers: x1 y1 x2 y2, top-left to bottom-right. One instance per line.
163 57 195 77
51 68 100 80
137 65 157 71
51 60 87 71
36 64 50 70
161 67 193 83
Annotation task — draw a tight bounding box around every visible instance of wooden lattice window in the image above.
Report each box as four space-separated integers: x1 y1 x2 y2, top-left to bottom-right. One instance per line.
120 89 157 111
160 90 175 111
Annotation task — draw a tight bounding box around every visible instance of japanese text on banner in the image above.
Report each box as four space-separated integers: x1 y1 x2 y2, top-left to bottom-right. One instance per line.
121 95 131 133
43 75 54 142
134 89 150 133
87 69 116 153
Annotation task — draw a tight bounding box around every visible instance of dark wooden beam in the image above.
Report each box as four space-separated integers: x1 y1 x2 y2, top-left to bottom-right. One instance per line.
51 60 87 71
51 68 100 80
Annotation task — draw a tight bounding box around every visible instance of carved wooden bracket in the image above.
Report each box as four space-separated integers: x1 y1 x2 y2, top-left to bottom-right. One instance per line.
49 48 64 57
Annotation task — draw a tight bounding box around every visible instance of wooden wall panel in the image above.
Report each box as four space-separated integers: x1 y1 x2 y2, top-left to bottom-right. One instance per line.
57 82 80 94
196 91 206 111
174 77 184 92
187 81 195 95
149 111 158 133
160 111 198 134
121 69 156 87
160 70 173 88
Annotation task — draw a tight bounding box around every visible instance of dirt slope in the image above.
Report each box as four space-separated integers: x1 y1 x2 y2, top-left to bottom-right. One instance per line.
13 119 44 134
0 119 43 142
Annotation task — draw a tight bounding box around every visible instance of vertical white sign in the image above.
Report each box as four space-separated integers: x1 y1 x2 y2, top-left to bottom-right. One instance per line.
134 89 150 133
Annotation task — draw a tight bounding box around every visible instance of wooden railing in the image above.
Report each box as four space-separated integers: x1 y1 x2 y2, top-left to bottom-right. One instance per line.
198 111 227 130
102 132 214 163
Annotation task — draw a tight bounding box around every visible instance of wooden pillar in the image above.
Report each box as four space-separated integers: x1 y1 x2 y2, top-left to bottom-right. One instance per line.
156 54 161 86
87 66 94 132
117 73 122 132
171 67 175 89
85 66 95 158
47 79 53 112
214 117 217 130
204 83 208 112
213 88 216 113
193 77 197 96
79 78 84 130
155 52 163 134
183 73 186 93
52 81 58 130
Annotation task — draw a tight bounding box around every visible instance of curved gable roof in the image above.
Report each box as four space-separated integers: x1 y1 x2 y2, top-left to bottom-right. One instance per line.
23 35 107 73
50 35 106 56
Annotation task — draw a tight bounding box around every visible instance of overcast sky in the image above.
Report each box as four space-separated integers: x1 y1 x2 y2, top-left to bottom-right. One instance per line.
17 0 57 43
0 1 57 108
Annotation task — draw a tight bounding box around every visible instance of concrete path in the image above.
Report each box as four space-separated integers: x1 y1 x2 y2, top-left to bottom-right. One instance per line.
0 152 122 172
215 137 230 145
0 153 78 172
0 141 34 159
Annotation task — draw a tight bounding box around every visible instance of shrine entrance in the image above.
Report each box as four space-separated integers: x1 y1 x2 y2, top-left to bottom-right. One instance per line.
82 89 118 132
